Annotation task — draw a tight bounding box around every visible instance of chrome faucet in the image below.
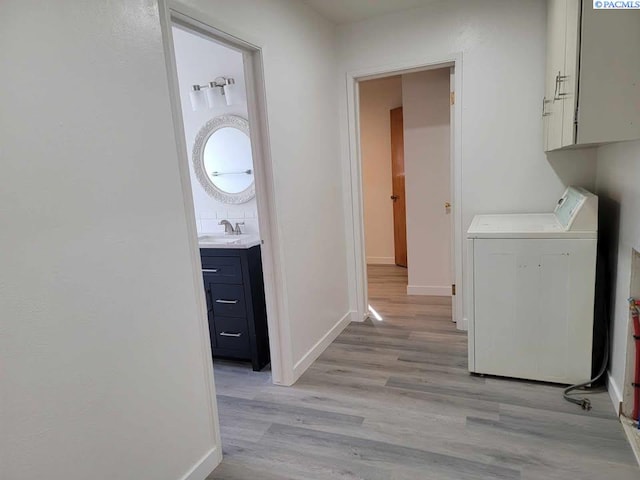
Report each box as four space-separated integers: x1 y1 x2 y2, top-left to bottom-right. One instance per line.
219 219 235 235
234 222 244 235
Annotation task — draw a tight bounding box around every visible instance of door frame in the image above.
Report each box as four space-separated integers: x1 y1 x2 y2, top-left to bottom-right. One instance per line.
158 0 294 387
345 54 464 329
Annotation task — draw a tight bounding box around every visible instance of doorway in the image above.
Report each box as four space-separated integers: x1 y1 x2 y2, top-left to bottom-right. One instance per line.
347 57 463 329
160 9 288 387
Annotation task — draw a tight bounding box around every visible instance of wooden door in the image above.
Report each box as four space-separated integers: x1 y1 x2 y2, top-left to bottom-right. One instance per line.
390 107 407 268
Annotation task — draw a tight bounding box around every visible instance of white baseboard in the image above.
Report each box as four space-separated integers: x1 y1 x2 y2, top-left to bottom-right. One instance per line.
292 311 351 381
180 446 222 480
367 256 395 265
350 310 366 322
407 285 451 296
459 316 469 331
608 373 623 414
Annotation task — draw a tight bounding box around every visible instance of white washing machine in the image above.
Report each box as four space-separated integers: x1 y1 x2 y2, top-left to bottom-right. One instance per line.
467 187 598 384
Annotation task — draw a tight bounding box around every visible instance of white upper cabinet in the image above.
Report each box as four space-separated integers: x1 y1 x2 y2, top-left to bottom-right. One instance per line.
544 1 640 152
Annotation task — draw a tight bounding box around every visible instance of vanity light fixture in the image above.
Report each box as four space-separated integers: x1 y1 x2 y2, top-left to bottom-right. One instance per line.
189 76 235 111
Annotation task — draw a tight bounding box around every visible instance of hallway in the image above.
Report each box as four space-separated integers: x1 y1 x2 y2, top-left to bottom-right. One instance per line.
210 265 638 479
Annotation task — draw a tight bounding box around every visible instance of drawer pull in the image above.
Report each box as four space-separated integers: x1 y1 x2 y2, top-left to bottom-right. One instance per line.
203 268 219 273
220 332 242 337
216 299 238 304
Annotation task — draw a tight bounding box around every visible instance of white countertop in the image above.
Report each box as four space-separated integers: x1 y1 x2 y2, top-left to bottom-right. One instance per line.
198 233 261 249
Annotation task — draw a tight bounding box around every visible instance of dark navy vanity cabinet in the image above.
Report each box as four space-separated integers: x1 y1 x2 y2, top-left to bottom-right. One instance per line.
200 245 269 371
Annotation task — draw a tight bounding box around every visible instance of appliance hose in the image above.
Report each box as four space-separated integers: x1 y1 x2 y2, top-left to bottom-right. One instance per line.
562 324 609 411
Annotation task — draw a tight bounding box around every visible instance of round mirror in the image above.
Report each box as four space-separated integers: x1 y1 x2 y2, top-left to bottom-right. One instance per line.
192 115 255 204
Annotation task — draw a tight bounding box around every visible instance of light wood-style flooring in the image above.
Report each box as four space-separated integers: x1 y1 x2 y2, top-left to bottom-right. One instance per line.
209 265 638 479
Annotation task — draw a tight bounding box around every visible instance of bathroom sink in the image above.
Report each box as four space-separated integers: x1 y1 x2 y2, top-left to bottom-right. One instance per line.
198 233 245 241
198 233 260 249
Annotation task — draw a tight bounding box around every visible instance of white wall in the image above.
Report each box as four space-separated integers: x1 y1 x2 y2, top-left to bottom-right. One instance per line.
359 76 402 265
402 69 451 295
594 140 640 408
338 0 597 320
0 1 220 479
172 26 259 235
173 0 350 377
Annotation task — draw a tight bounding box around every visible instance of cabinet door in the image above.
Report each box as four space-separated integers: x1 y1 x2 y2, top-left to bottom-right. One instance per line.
576 5 640 144
545 0 567 151
560 0 581 148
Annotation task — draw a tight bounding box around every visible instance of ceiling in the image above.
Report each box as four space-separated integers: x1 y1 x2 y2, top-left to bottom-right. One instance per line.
302 0 440 25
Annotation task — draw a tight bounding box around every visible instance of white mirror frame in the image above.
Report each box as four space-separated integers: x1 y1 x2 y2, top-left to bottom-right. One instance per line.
192 114 255 204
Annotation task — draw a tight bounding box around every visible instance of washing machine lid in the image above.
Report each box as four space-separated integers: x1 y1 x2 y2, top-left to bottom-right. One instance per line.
467 213 597 239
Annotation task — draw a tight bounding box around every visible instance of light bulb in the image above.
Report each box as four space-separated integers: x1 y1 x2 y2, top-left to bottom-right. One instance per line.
205 86 217 109
222 83 233 106
189 85 206 111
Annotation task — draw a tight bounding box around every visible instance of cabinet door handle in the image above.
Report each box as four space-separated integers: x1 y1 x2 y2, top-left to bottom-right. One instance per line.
220 332 242 337
216 299 238 304
206 289 213 314
542 97 551 117
202 268 219 273
554 71 569 101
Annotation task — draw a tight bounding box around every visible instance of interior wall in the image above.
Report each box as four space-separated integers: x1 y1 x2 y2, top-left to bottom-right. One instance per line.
359 76 402 265
172 26 259 235
0 1 220 479
174 0 350 377
402 68 451 295
337 0 597 321
594 139 640 408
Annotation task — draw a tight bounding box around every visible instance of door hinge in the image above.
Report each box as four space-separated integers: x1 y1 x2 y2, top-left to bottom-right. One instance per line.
451 284 456 296
574 106 579 125
450 91 455 105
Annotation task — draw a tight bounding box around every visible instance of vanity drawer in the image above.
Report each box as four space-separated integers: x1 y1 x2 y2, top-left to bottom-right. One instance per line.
200 255 242 284
210 284 246 317
213 316 250 351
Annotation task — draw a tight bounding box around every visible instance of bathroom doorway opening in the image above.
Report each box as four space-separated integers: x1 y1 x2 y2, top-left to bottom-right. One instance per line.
160 8 289 387
347 58 464 330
